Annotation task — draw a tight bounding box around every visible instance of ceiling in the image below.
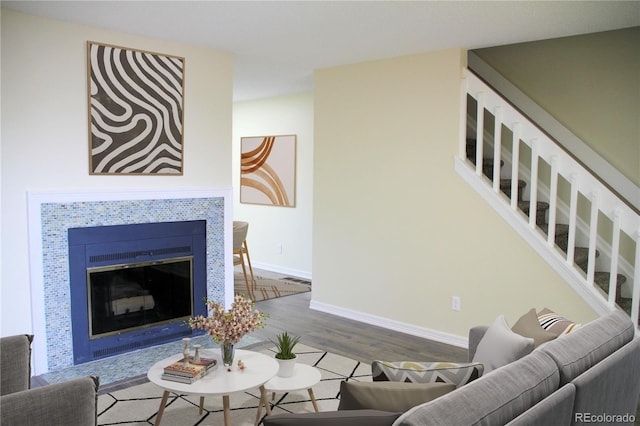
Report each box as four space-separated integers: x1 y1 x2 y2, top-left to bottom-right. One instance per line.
3 1 639 101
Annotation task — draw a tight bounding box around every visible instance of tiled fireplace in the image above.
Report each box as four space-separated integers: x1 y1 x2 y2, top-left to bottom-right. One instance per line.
27 189 232 375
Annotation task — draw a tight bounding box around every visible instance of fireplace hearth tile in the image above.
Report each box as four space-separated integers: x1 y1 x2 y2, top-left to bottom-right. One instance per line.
38 334 261 387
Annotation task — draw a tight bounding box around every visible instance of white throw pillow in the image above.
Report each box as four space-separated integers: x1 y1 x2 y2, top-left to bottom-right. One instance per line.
472 314 534 373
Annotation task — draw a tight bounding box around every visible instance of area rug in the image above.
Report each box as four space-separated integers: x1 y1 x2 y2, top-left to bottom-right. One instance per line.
234 273 311 302
97 344 371 426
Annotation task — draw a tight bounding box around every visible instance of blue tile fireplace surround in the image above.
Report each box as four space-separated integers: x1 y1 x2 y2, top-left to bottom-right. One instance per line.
27 189 232 375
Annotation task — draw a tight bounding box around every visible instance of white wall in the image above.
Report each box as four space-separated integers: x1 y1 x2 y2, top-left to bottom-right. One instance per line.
232 92 314 278
312 49 597 342
1 9 233 336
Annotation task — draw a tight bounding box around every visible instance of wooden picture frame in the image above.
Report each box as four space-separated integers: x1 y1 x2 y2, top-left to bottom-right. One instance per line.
240 135 296 207
87 41 185 175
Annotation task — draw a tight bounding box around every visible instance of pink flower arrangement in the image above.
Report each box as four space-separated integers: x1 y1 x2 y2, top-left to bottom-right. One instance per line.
189 295 268 344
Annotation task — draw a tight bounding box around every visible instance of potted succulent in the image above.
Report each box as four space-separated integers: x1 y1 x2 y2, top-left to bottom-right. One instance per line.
271 331 301 377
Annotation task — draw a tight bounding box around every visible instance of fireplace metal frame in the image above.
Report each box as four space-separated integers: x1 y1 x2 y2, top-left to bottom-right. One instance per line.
68 220 207 364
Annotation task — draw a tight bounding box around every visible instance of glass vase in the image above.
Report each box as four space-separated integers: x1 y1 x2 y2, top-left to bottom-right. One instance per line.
221 342 235 367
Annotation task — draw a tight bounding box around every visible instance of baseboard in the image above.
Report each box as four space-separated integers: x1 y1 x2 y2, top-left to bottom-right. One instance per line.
251 262 312 281
309 300 469 349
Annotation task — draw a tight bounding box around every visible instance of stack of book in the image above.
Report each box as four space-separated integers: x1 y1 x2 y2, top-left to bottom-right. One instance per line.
161 356 217 384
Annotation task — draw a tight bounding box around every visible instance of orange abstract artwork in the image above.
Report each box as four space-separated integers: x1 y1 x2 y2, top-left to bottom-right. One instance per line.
240 135 296 207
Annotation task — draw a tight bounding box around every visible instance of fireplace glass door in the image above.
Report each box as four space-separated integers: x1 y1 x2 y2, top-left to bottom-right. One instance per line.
87 256 193 338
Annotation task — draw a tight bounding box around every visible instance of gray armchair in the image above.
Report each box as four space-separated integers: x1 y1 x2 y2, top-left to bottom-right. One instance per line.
0 334 33 395
0 334 99 426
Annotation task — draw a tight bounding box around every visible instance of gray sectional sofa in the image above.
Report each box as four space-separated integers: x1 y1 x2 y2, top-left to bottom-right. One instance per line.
264 310 640 426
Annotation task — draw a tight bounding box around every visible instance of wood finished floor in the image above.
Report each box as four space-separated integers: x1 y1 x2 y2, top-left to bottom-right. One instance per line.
41 269 467 394
245 270 468 365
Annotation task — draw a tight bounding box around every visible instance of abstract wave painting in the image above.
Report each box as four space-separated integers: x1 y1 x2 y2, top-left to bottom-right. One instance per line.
87 42 185 175
240 135 296 207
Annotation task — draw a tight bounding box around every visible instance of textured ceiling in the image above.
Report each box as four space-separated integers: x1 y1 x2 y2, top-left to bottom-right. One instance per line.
4 1 639 100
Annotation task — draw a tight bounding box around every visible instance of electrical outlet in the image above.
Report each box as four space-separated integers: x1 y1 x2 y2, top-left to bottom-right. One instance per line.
275 243 283 254
451 296 461 311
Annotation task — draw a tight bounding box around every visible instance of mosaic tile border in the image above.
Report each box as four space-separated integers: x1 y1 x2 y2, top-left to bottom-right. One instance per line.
37 195 227 372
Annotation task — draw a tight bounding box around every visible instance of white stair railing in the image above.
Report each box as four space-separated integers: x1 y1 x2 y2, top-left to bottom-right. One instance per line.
456 69 640 327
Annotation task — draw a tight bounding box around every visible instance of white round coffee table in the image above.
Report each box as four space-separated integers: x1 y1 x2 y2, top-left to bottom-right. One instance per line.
257 363 322 418
147 349 279 426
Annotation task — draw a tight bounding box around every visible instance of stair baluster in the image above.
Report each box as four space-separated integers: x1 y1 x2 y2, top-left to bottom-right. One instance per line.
475 92 485 178
529 140 539 229
566 174 579 267
586 192 599 286
609 210 622 306
510 123 521 211
547 156 559 248
492 106 502 194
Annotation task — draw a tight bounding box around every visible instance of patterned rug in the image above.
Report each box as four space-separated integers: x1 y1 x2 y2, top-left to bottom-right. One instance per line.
97 344 370 426
234 273 311 302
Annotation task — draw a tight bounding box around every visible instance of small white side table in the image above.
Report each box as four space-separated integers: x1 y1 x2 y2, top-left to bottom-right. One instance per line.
148 349 278 426
257 363 322 419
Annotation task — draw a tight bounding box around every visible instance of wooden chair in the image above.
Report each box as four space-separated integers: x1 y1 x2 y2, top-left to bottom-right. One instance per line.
233 221 256 300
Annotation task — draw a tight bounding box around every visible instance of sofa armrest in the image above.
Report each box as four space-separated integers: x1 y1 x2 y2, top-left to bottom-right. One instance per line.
0 334 34 395
0 376 99 426
468 325 489 362
263 409 402 426
570 338 640 421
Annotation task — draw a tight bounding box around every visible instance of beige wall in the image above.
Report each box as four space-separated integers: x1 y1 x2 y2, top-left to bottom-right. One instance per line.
474 27 640 187
232 92 314 278
312 49 596 339
1 9 233 336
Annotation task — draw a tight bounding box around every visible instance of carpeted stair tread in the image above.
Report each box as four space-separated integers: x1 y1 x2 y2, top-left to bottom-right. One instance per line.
465 144 504 178
616 298 635 317
518 201 549 225
594 272 627 294
594 272 633 318
500 179 526 201
552 224 570 250
573 247 601 271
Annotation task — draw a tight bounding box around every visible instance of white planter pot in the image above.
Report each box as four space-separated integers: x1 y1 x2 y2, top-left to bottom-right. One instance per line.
276 357 297 377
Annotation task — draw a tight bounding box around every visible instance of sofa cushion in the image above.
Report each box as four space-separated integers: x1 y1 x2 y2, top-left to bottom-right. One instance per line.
371 360 483 387
393 350 560 426
505 383 576 426
467 325 489 362
263 409 401 426
338 381 456 413
472 314 534 373
512 308 557 347
537 308 580 336
540 310 634 385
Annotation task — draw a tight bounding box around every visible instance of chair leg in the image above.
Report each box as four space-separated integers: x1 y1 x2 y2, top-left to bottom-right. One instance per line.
239 252 254 301
243 240 256 294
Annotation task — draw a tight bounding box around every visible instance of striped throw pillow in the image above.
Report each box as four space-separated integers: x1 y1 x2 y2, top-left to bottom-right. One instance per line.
537 308 580 336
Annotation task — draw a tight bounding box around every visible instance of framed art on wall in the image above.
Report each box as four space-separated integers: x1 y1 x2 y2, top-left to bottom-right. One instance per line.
240 135 296 207
87 41 185 175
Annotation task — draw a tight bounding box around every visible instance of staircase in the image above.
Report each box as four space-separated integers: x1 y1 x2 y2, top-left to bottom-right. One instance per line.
456 69 640 329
